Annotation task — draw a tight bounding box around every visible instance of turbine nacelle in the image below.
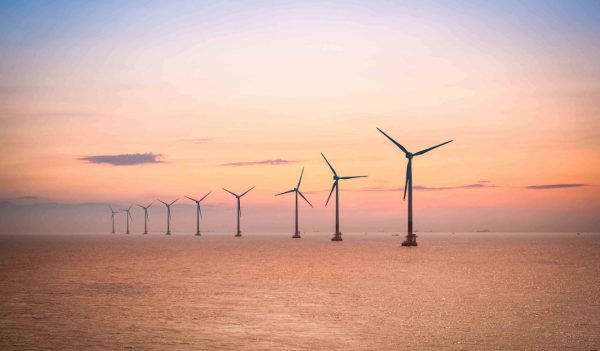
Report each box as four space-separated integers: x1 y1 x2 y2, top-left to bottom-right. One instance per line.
405 152 413 159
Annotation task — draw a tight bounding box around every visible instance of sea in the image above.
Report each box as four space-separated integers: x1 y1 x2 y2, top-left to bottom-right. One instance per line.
1 232 598 350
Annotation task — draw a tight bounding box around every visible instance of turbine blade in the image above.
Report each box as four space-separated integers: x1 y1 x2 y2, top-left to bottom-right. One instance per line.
147 201 154 208
403 160 411 201
297 167 304 189
128 204 132 211
413 140 453 156
339 175 368 180
185 196 198 202
376 128 409 154
240 186 255 197
199 204 202 218
275 189 295 196
298 191 313 208
136 204 144 209
109 205 114 212
200 191 211 201
222 188 238 197
325 181 337 207
169 198 178 206
320 153 337 176
158 199 168 206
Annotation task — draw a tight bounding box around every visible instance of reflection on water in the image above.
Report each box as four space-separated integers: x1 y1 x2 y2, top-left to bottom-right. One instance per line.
0 232 598 350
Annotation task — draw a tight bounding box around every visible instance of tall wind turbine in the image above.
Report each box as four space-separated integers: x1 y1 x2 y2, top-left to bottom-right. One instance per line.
222 187 254 237
185 192 211 236
275 168 313 238
109 206 120 234
121 205 133 234
136 202 153 235
158 199 178 235
376 127 453 246
321 153 367 241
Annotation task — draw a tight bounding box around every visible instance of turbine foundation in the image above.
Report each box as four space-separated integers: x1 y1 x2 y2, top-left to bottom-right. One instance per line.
402 233 418 246
292 232 301 239
331 232 342 241
195 232 201 236
235 232 242 237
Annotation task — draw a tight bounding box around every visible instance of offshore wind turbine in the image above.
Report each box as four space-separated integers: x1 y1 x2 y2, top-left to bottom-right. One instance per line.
121 205 133 234
321 153 367 241
376 127 453 247
158 199 178 235
109 206 120 234
136 202 153 234
185 192 211 236
275 167 313 238
222 187 254 237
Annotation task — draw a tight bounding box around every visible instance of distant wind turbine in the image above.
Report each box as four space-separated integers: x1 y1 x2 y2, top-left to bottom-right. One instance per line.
109 206 120 234
136 202 153 234
158 199 178 235
376 127 453 246
275 167 313 238
121 205 133 234
185 192 211 236
321 153 367 241
222 187 254 237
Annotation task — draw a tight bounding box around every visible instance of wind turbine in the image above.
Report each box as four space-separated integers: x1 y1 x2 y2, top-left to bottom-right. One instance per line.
158 199 178 235
376 127 453 246
222 187 254 237
275 168 313 238
121 205 133 234
136 202 153 234
185 192 211 236
321 153 367 241
109 206 120 234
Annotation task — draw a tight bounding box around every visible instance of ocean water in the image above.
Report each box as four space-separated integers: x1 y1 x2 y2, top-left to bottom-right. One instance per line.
0 232 598 350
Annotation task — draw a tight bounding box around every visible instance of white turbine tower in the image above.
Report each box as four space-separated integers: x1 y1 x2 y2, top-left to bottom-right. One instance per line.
185 192 211 236
109 206 120 234
158 199 178 235
376 127 453 247
121 205 133 234
222 187 254 237
321 153 367 241
136 202 153 234
275 167 313 238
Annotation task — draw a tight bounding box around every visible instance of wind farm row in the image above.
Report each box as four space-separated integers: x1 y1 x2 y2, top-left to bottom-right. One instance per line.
109 128 453 246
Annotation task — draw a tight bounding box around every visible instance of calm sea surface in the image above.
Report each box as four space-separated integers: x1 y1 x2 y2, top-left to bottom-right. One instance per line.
1 232 598 350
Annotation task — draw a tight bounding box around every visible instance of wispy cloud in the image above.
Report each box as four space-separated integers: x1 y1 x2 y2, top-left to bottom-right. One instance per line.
180 137 212 144
78 153 164 166
16 196 40 200
360 183 499 192
526 183 589 190
219 159 300 167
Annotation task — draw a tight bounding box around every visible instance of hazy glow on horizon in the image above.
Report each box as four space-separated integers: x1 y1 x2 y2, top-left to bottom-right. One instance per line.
1 1 599 232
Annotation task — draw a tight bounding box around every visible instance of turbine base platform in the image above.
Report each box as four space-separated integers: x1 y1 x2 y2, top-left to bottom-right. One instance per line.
401 233 418 247
143 232 148 235
292 233 301 239
235 233 242 237
166 232 171 235
195 232 201 236
331 233 343 241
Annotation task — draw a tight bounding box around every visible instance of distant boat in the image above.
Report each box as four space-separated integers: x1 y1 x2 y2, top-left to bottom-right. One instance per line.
476 229 490 232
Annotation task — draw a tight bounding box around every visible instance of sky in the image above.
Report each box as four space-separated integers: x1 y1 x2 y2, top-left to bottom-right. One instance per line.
1 0 599 233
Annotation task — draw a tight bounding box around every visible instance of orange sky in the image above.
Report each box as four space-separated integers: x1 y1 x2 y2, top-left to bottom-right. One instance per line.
1 1 599 233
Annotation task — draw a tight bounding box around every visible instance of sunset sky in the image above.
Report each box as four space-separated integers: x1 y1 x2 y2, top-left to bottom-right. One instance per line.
1 1 599 233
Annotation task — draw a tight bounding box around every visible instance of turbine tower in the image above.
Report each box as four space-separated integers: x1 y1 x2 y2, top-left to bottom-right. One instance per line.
321 153 367 241
121 205 133 234
109 206 120 234
185 192 211 236
376 127 452 247
158 199 178 235
275 167 313 238
136 202 153 234
222 187 254 237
